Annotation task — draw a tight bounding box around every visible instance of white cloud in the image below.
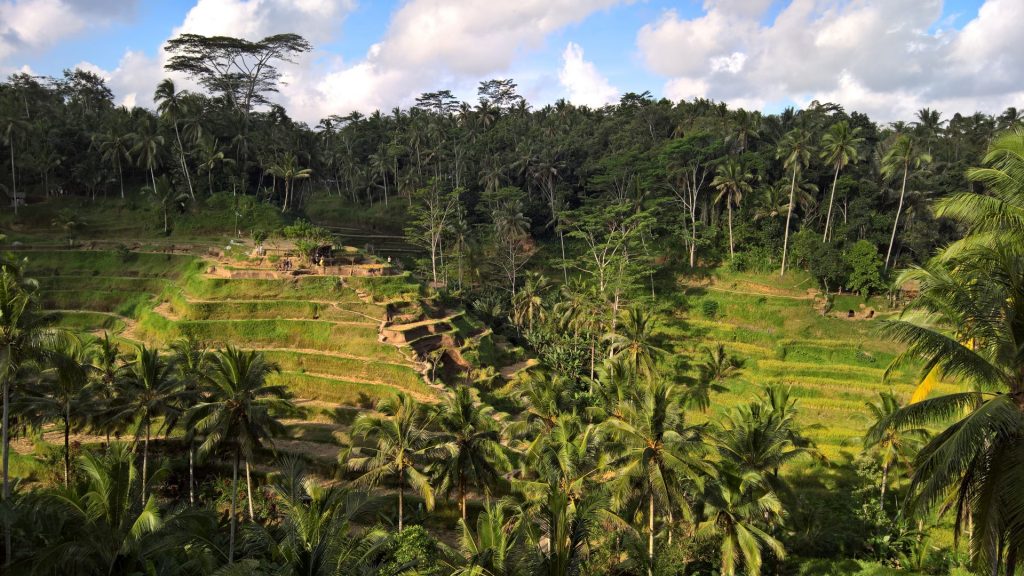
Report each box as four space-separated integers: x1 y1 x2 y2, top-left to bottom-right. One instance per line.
0 0 135 60
638 0 1021 122
558 42 618 107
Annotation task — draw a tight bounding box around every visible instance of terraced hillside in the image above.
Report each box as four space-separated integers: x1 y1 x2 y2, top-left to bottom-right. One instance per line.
670 269 947 461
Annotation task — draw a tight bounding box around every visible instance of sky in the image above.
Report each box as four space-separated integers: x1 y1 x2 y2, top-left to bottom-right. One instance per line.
0 0 1020 124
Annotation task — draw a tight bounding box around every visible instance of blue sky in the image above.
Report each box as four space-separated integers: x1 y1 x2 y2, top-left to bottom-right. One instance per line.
2 0 1015 123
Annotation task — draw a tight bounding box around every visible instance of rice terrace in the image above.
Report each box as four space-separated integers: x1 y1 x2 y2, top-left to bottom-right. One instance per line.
0 2 1022 575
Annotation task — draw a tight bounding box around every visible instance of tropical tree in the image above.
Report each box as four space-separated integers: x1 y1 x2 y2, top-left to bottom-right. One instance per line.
881 135 931 269
197 137 234 195
186 346 292 563
776 128 814 275
130 115 164 192
348 392 434 531
267 151 312 212
24 333 94 486
18 444 214 575
862 391 927 507
510 271 550 332
872 244 1024 574
144 174 187 234
0 112 29 215
170 336 209 506
427 386 510 521
153 78 196 199
606 380 707 575
447 499 520 576
820 121 863 242
604 306 665 384
114 344 183 505
712 160 753 258
698 462 786 576
95 129 132 199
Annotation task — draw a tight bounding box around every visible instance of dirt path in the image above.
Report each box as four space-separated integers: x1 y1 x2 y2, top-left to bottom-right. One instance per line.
692 284 815 301
499 359 537 379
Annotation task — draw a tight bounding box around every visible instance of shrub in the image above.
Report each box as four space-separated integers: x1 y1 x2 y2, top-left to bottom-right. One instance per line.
701 299 720 319
844 240 886 297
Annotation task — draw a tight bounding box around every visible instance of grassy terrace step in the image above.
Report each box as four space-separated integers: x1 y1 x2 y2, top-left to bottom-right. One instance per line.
137 315 405 361
46 310 127 333
18 250 197 277
35 276 170 292
269 371 434 405
261 350 424 391
182 275 356 300
165 294 384 322
40 290 154 315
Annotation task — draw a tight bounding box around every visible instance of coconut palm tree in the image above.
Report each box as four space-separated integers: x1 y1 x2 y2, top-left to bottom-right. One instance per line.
604 306 666 384
712 160 753 258
606 380 707 576
114 345 183 505
0 112 29 215
186 346 292 563
0 265 49 565
22 444 213 575
776 128 814 275
698 462 786 576
872 243 1024 574
268 151 313 212
154 78 195 199
862 392 928 507
94 129 132 199
23 333 94 486
170 336 209 506
249 457 385 576
447 499 520 576
197 137 234 196
87 332 129 446
144 174 187 234
348 392 434 531
510 272 550 332
820 121 863 242
881 135 931 269
933 127 1024 258
427 386 510 522
130 115 164 192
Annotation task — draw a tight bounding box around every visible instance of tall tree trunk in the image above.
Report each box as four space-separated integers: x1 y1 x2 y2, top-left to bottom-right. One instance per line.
117 155 124 199
880 462 889 509
141 420 150 506
648 491 655 576
781 168 797 276
885 165 909 270
2 381 8 567
188 441 195 505
727 200 735 258
460 478 467 522
174 124 194 199
398 467 405 531
824 164 840 241
63 411 70 487
10 143 16 216
559 228 568 283
229 449 239 563
245 459 255 521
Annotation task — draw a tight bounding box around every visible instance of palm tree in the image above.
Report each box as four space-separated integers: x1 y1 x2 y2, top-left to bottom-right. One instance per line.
251 458 384 575
606 380 707 575
115 344 183 505
872 244 1024 574
0 265 49 562
510 272 550 332
692 344 743 412
604 306 666 384
862 392 927 507
1 113 29 215
881 135 931 269
712 160 753 258
776 128 814 275
187 346 292 563
154 78 195 199
197 137 234 195
448 499 520 576
698 462 786 576
268 151 313 212
933 127 1024 258
94 130 132 199
23 444 211 574
87 332 128 446
427 386 510 521
144 174 186 234
25 333 93 486
130 115 164 192
348 392 434 531
820 121 863 242
170 336 209 506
